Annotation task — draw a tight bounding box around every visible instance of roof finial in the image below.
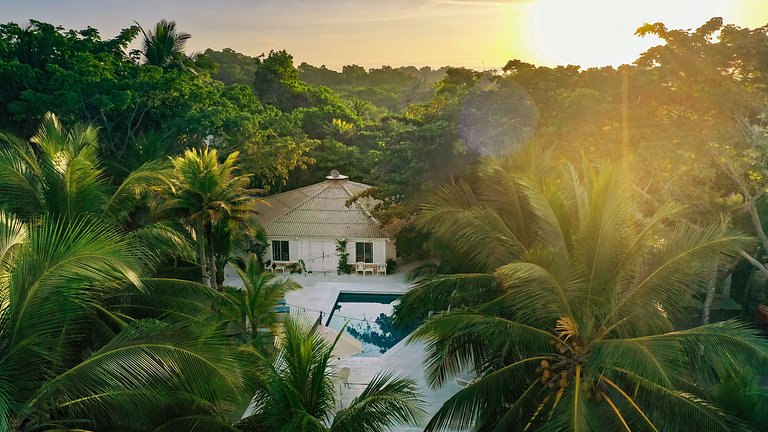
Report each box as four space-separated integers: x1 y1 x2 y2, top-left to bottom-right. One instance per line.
325 170 349 180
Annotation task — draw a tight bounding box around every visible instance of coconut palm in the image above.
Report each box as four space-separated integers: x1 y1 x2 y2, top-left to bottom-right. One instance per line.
0 211 257 430
0 113 193 262
167 146 260 290
226 254 300 350
237 317 424 432
137 19 191 68
405 156 768 431
0 112 109 219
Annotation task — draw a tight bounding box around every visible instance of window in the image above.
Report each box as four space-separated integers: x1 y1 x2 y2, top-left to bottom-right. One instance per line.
272 240 290 261
355 242 373 263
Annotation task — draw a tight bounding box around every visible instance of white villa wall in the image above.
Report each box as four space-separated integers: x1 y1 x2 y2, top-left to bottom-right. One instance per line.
264 237 395 273
373 239 385 263
289 241 300 262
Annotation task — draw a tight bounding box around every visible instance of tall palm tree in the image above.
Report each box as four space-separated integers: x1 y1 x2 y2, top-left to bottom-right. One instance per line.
0 212 257 431
227 254 300 350
167 147 259 290
404 156 768 431
238 317 424 432
137 19 191 68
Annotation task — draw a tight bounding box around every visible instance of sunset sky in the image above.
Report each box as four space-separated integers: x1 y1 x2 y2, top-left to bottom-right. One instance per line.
4 0 768 70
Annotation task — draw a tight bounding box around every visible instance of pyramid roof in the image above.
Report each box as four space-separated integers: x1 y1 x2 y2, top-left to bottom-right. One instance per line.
256 176 387 239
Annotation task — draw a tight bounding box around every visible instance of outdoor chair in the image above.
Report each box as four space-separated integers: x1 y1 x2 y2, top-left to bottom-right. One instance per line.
274 262 287 274
376 262 387 276
355 262 366 275
264 260 273 273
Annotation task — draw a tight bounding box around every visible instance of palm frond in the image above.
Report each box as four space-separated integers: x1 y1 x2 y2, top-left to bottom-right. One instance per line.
492 253 578 327
614 320 768 381
607 225 754 326
153 415 242 432
612 368 738 432
330 372 424 432
102 159 172 223
410 312 555 388
423 357 550 431
394 273 499 326
29 319 247 421
128 221 196 264
418 182 525 271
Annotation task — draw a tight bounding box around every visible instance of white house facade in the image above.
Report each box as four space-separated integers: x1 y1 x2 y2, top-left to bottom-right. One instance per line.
257 171 395 274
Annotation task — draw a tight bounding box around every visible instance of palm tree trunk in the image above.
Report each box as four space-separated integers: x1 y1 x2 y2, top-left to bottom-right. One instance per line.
701 258 721 326
207 222 218 290
701 272 717 326
198 222 209 286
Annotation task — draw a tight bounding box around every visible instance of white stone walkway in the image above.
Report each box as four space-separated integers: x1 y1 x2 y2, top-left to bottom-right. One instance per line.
223 265 461 431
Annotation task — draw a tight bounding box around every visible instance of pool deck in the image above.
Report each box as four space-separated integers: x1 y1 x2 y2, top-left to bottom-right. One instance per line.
223 265 461 430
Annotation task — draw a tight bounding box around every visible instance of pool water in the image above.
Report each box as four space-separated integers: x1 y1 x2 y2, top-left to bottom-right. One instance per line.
325 293 409 357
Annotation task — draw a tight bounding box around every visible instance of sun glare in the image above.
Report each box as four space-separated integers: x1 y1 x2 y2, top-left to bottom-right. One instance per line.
529 0 732 67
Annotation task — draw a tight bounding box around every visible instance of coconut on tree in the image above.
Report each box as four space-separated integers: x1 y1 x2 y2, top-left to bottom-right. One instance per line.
401 153 768 431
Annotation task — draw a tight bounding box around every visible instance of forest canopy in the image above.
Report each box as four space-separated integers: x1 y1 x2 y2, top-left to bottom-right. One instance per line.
0 13 768 432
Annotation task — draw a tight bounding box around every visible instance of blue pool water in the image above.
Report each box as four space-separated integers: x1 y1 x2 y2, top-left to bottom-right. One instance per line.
325 293 409 357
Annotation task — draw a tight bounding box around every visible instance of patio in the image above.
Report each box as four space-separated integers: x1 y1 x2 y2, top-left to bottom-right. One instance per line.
223 264 461 430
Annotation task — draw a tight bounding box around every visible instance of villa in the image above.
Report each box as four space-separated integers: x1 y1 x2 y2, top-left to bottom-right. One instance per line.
256 170 395 274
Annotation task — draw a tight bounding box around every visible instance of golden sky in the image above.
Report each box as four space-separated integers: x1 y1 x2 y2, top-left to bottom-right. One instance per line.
5 0 768 69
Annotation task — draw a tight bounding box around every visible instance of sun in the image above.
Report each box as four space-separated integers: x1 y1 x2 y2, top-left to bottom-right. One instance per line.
528 0 731 67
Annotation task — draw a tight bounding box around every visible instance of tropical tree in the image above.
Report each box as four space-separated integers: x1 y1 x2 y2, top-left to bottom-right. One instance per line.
0 211 258 430
227 254 300 350
137 19 191 68
237 317 424 432
0 113 193 263
403 156 768 431
167 146 259 289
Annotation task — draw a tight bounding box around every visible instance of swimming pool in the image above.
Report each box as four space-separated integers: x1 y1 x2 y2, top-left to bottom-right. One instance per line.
325 293 410 357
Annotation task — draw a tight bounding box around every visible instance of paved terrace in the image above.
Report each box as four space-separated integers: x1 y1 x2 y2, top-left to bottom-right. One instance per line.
223 265 461 431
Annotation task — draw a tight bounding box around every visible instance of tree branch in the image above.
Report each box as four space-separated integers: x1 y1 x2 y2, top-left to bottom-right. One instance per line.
739 250 768 278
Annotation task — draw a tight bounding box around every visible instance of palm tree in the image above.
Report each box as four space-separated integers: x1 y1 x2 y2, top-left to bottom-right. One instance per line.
0 113 193 262
237 317 424 432
404 156 768 431
0 112 107 219
227 254 300 350
167 146 259 290
0 212 257 430
137 19 191 68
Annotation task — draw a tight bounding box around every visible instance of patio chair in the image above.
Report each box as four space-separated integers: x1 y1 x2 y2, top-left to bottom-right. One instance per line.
355 262 366 276
274 262 287 274
264 260 273 273
376 262 387 276
363 263 374 277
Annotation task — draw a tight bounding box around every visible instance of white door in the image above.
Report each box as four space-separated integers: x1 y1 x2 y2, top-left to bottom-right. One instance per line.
307 241 338 272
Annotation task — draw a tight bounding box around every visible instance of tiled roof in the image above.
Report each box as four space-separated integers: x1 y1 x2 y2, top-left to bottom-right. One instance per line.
256 179 388 239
